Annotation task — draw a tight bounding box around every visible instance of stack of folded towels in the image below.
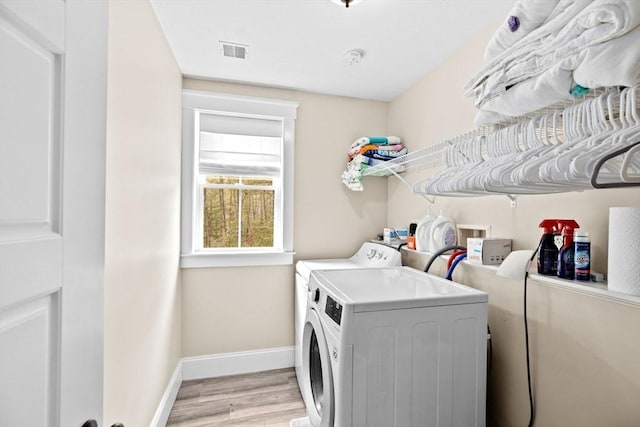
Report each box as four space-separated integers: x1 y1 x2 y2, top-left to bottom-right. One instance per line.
341 136 406 191
466 0 640 126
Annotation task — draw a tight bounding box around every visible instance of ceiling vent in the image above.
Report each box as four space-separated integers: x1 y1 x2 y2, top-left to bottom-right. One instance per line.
220 41 248 59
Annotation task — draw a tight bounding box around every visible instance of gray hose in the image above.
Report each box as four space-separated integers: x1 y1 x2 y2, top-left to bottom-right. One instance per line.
423 245 467 273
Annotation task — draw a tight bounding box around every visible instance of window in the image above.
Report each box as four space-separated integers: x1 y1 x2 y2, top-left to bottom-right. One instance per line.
181 90 298 267
200 175 276 249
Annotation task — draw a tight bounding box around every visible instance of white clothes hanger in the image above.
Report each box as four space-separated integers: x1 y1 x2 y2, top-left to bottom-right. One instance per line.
589 87 640 187
410 85 640 198
560 89 623 186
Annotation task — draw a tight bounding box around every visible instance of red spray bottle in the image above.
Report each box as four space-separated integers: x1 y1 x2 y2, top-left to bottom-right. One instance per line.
538 219 580 276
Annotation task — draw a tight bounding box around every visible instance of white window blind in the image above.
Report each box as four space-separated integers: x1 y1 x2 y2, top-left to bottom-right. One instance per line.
198 112 284 177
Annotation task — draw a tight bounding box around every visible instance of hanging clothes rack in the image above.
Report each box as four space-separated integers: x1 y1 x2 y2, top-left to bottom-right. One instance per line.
362 86 640 202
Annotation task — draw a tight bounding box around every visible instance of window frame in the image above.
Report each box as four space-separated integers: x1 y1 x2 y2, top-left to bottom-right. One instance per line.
181 90 298 268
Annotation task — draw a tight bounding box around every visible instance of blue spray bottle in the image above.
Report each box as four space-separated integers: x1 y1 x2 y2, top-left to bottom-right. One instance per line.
538 219 559 275
557 220 579 279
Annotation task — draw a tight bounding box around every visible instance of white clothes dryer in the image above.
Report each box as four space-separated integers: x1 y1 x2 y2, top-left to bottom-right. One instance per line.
301 267 488 427
294 243 401 406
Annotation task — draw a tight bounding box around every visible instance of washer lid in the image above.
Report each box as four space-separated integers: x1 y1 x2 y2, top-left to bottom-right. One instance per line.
296 259 360 282
296 242 402 281
311 266 488 312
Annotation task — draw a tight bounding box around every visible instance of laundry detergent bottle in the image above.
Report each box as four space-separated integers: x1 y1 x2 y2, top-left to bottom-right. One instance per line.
415 210 436 252
557 220 579 279
538 219 559 275
428 212 457 253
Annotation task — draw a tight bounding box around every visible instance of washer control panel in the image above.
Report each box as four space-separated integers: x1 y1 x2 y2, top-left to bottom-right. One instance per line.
351 242 402 267
325 295 343 326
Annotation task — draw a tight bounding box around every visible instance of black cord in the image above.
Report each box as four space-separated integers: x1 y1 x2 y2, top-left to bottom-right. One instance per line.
524 271 534 427
397 242 407 251
523 243 542 427
487 325 492 378
423 245 467 273
487 324 492 426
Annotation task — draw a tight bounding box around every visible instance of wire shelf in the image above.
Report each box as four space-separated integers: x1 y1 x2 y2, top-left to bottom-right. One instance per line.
360 86 640 202
361 130 489 177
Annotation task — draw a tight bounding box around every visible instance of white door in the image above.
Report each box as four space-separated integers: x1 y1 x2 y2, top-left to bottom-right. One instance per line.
0 1 107 426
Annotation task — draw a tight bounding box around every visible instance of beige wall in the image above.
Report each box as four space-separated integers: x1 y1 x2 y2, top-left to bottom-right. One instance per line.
182 266 294 356
180 78 389 356
105 1 182 426
102 6 640 423
389 24 640 426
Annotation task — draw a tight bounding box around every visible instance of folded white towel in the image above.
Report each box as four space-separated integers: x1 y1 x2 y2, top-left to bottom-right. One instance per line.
386 136 401 144
484 0 562 62
475 57 575 126
469 0 640 107
573 24 640 88
475 25 640 125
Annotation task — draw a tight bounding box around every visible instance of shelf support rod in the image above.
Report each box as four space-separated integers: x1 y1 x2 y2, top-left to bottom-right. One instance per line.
506 194 517 208
386 167 435 204
421 193 436 204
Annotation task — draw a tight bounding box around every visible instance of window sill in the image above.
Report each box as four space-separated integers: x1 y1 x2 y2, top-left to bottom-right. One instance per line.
180 251 295 268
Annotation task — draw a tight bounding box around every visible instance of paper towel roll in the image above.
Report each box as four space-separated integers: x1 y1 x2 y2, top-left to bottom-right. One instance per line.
608 207 640 296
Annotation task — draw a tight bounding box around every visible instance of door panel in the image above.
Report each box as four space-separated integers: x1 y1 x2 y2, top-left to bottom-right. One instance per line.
0 0 106 425
0 293 59 427
0 11 61 230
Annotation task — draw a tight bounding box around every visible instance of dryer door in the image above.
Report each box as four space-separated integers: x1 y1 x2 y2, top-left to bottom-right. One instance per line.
302 308 334 427
294 272 310 406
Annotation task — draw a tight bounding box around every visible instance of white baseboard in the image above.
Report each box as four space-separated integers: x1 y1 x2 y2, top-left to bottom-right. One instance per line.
181 346 295 381
150 361 182 427
151 346 294 426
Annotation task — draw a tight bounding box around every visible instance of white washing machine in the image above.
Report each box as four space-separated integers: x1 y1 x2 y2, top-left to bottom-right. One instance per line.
295 243 402 405
301 267 488 427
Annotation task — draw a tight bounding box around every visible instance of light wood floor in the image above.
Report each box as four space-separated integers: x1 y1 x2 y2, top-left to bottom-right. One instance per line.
166 368 308 427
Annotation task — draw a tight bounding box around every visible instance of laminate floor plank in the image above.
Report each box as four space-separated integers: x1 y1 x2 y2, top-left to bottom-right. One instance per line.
166 368 307 427
199 381 298 404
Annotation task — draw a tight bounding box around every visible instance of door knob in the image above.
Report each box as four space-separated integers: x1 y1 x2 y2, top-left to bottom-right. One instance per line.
81 420 125 427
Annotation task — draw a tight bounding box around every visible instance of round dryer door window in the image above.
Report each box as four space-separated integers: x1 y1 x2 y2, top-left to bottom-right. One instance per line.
309 329 324 413
302 308 334 427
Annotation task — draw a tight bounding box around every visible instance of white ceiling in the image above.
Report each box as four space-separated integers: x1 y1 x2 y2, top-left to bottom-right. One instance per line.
151 0 515 101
